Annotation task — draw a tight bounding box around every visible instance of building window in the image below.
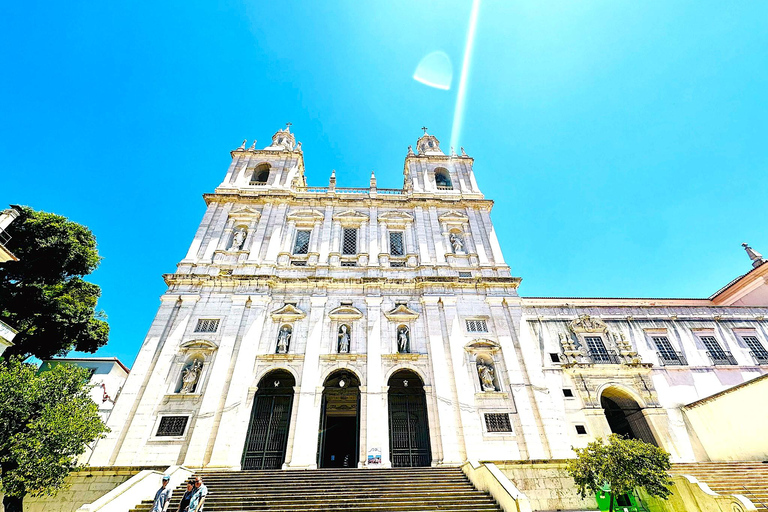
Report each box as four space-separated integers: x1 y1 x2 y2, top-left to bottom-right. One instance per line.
290 260 307 267
575 425 587 435
194 319 220 333
549 353 561 363
466 319 488 333
742 335 768 364
458 271 472 278
583 336 614 364
250 164 270 185
389 231 405 256
484 413 513 433
652 336 686 365
342 228 357 255
435 168 453 190
563 388 574 398
699 335 736 365
340 261 357 267
390 261 405 268
293 230 311 255
156 416 189 437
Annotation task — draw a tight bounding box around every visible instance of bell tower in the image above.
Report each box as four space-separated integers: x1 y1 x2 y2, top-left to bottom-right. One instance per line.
216 125 307 192
403 129 483 198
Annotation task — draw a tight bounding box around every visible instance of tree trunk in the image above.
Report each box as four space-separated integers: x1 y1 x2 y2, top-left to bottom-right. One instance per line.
609 492 615 512
3 494 24 512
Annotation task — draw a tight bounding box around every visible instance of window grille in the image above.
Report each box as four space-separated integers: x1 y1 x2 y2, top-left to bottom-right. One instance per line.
156 416 189 437
699 335 736 364
390 261 405 268
466 319 488 333
484 413 512 433
293 230 311 255
652 336 685 365
575 425 587 435
584 336 616 364
389 232 404 256
458 272 472 278
340 261 357 267
290 260 307 267
742 335 768 363
194 319 220 333
342 228 357 255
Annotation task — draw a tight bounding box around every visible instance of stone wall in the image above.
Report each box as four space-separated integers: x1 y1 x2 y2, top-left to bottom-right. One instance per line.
495 461 598 512
0 467 156 512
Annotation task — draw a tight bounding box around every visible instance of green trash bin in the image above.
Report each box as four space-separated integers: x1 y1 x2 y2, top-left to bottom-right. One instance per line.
595 482 648 512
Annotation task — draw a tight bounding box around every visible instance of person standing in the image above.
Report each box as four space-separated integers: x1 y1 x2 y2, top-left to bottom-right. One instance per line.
151 475 173 512
177 480 195 512
187 476 208 512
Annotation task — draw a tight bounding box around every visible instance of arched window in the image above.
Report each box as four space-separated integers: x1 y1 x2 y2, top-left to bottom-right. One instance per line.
251 164 270 185
434 168 452 189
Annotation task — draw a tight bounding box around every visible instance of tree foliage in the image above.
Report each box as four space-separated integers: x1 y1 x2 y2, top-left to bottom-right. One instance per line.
0 206 109 360
0 359 109 512
566 434 672 512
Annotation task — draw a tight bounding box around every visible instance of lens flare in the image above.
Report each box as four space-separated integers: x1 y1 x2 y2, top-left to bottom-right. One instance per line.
413 51 453 90
450 0 481 151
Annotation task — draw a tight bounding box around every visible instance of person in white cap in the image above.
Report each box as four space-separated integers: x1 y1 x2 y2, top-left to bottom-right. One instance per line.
151 474 173 512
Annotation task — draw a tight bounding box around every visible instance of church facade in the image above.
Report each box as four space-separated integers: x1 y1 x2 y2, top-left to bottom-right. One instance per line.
90 127 768 470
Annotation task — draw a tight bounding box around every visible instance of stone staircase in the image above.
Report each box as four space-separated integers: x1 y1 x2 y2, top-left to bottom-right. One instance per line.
129 467 503 512
671 462 768 511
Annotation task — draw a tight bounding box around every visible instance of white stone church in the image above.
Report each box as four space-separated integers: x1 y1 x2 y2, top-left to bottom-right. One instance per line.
90 127 768 472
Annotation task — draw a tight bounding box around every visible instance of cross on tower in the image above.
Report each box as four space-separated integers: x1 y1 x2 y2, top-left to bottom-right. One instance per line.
421 126 428 135
285 122 292 130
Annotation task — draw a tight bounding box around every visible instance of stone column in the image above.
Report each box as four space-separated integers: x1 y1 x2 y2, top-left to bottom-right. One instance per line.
286 296 328 469
413 207 432 264
421 296 465 464
308 220 322 265
319 205 334 265
263 203 288 264
207 295 271 467
184 295 250 467
368 207 379 265
466 208 490 265
364 297 387 467
480 209 506 265
183 203 218 263
247 204 272 262
428 207 447 264
203 204 233 261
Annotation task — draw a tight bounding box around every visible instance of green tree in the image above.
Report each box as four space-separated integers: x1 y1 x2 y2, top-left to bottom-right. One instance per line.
0 206 109 360
566 434 673 512
0 359 109 512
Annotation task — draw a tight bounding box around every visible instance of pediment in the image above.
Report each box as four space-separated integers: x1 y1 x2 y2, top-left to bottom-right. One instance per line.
464 339 501 352
569 315 608 334
438 210 469 224
287 209 325 223
180 339 219 352
333 210 369 224
378 211 414 225
229 206 261 221
270 304 306 322
384 304 419 321
328 305 364 321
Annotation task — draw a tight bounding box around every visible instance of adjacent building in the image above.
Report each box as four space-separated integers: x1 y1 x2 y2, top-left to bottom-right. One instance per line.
89 127 768 471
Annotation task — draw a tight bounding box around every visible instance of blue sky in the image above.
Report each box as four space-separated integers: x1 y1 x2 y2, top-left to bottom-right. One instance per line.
2 1 767 366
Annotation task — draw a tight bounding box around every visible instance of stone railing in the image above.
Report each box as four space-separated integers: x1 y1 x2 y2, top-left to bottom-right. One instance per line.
461 460 532 512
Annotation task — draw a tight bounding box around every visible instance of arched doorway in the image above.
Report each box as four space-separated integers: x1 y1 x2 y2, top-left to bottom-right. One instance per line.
388 370 432 467
241 369 295 469
317 370 360 468
600 387 657 446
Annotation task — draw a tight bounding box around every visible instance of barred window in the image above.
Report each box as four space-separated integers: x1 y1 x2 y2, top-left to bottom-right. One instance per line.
293 230 311 255
156 416 189 437
700 335 727 359
291 260 307 267
195 319 220 333
342 228 357 255
389 231 404 256
458 272 472 278
652 336 677 360
340 261 357 267
742 335 768 359
584 336 611 363
390 261 405 268
466 319 488 333
484 413 512 433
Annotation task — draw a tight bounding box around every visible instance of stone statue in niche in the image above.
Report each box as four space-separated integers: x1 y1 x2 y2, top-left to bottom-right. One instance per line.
229 228 247 251
477 361 496 392
397 326 410 353
276 326 291 354
450 233 465 254
180 359 203 393
338 325 351 354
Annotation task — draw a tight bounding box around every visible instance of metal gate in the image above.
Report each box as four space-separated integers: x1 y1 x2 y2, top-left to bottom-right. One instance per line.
242 371 294 470
388 371 431 467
